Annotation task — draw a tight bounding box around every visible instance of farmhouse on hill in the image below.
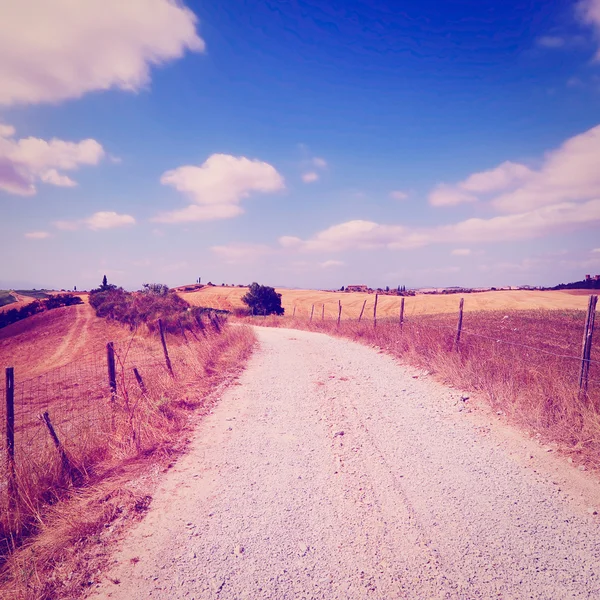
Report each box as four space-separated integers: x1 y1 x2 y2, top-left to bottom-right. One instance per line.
346 284 368 292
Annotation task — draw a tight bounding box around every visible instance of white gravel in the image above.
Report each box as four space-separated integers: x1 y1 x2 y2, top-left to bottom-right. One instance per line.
91 326 600 599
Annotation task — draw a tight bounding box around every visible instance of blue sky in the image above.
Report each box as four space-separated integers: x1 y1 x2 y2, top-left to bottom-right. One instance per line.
1 0 600 291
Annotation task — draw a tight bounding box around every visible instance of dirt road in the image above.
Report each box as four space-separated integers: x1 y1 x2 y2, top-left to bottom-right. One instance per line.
92 327 600 599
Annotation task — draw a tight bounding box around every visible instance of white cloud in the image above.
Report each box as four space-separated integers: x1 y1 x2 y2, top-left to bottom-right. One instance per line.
536 35 566 48
491 126 600 212
24 231 50 239
40 169 77 187
428 185 477 207
283 199 600 252
54 211 136 231
320 259 345 268
211 243 271 264
278 236 303 248
390 190 409 200
429 125 600 213
578 0 600 59
302 171 319 183
0 124 15 137
279 220 420 252
155 154 285 223
312 157 327 169
86 211 135 230
0 0 204 106
593 248 600 253
0 125 104 195
429 161 533 207
452 248 471 256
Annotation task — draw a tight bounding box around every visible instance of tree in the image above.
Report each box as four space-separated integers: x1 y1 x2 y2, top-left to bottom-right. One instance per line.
242 282 284 315
385 285 389 292
141 283 169 296
102 274 108 289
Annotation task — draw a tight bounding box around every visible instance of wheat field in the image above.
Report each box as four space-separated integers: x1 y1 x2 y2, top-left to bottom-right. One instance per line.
179 286 591 319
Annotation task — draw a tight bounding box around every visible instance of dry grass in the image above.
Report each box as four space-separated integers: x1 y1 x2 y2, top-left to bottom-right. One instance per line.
180 286 591 318
0 319 255 599
246 308 600 467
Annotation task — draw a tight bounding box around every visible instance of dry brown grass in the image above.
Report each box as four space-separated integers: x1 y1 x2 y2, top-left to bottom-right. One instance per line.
246 307 600 467
180 286 591 318
0 318 255 599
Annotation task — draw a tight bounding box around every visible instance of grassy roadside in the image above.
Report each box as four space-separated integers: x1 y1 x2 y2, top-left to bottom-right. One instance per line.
245 309 600 468
0 322 255 600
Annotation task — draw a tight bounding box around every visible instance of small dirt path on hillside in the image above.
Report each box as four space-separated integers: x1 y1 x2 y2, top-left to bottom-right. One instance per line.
37 303 92 372
91 327 600 600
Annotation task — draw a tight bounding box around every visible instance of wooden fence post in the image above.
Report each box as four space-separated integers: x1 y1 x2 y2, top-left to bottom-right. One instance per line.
399 297 405 331
178 319 189 343
292 306 296 318
454 298 465 351
5 367 16 505
337 300 342 327
107 342 117 402
579 294 598 396
133 367 148 396
40 411 78 484
322 304 325 321
358 299 367 322
158 319 174 378
373 293 379 328
310 304 314 322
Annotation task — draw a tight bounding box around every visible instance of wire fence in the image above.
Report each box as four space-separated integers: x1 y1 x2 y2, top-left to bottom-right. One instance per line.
0 319 221 545
285 294 600 401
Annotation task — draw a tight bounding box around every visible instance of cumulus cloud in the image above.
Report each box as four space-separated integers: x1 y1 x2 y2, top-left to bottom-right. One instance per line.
390 190 409 200
452 248 471 256
282 199 600 252
279 220 419 252
211 243 272 264
54 211 135 231
428 185 477 207
0 0 204 106
40 169 77 187
155 154 285 223
536 35 566 48
302 172 319 183
320 259 345 268
312 157 328 169
429 125 600 213
24 231 50 239
0 125 104 195
578 0 600 59
429 161 533 207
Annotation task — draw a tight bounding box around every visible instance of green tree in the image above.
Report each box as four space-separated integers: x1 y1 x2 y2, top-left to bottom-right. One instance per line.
102 274 108 289
242 282 284 315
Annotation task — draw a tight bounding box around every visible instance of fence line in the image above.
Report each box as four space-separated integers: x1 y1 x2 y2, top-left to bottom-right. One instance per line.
289 296 600 368
0 316 224 540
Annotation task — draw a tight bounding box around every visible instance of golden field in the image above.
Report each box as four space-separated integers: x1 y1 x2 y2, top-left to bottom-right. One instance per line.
179 286 592 318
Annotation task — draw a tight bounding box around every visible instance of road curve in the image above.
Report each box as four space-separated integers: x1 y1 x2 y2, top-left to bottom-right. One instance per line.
92 326 600 599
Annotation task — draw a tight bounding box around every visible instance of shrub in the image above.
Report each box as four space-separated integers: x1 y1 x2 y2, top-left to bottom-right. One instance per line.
89 284 230 334
241 282 284 316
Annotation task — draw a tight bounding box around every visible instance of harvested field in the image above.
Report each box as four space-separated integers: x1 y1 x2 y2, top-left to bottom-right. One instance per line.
179 286 591 318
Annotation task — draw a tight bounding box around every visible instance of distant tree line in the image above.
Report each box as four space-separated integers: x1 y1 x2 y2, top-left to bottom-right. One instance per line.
0 294 83 330
551 278 600 291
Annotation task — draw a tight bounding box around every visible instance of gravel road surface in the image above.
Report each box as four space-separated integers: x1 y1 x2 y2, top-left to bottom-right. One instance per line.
92 327 600 599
